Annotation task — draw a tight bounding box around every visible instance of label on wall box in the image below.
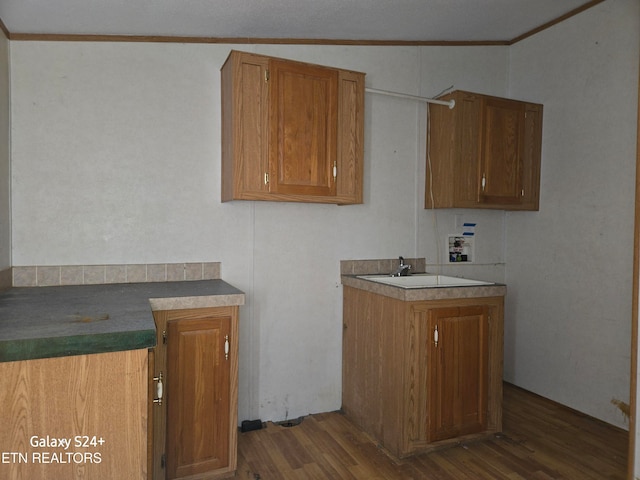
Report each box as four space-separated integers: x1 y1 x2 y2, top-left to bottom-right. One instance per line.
448 234 474 263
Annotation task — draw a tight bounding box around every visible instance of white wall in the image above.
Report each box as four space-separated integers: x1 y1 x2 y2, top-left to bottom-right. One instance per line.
10 1 636 430
0 29 9 272
505 0 639 429
9 42 508 422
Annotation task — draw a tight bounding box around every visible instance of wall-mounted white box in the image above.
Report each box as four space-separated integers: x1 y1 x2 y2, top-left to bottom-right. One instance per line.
448 235 474 263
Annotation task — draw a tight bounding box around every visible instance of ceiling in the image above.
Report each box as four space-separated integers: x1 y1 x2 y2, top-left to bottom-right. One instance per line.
0 0 601 44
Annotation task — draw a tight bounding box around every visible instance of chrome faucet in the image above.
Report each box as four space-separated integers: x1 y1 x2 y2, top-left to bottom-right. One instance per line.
391 256 411 277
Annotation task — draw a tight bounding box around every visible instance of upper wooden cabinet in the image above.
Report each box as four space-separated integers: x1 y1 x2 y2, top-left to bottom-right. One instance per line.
426 90 543 210
221 50 365 205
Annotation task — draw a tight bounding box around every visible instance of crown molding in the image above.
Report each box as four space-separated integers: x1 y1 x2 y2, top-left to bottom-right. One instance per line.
4 33 511 46
0 0 606 46
508 0 606 45
0 17 9 39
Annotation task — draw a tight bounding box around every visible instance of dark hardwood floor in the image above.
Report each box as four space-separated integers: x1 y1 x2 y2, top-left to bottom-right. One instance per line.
235 383 628 479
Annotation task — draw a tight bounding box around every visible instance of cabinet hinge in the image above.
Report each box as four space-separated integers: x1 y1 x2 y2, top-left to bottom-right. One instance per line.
265 69 270 83
264 172 269 185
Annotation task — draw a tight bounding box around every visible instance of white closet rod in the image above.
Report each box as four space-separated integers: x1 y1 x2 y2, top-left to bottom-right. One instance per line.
365 87 455 109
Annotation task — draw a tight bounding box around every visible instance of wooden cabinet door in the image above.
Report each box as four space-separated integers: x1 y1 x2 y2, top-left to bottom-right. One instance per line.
520 103 543 210
166 314 232 479
453 92 483 207
221 51 269 200
479 97 524 206
427 305 489 442
269 58 338 197
336 70 364 204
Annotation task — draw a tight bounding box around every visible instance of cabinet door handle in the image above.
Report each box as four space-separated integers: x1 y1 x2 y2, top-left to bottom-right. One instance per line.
153 372 163 405
434 325 439 347
481 174 486 192
224 335 230 360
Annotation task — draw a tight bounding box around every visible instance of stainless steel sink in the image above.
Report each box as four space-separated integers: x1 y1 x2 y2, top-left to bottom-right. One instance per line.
356 274 494 289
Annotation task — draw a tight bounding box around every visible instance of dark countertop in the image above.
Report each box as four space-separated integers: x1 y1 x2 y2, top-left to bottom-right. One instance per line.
0 280 245 363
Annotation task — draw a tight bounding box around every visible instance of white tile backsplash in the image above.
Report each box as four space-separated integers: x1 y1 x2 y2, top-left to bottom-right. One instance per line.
11 262 222 287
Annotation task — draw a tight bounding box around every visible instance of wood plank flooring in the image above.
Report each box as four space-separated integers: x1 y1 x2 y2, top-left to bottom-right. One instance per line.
235 383 628 479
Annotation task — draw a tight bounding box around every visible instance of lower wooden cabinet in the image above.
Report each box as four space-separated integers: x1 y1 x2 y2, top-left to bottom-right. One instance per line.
342 286 503 458
150 307 239 480
0 349 148 480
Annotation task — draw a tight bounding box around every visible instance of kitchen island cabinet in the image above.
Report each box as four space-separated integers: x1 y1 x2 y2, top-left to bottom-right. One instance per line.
0 279 245 480
341 276 505 458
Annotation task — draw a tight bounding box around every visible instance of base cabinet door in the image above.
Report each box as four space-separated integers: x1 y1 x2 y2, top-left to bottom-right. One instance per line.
166 316 231 479
426 306 489 442
151 307 239 480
